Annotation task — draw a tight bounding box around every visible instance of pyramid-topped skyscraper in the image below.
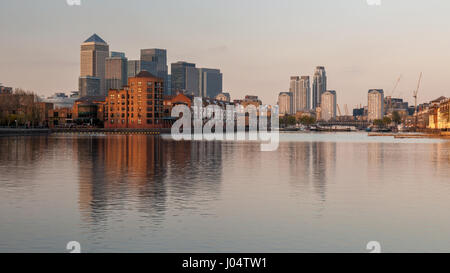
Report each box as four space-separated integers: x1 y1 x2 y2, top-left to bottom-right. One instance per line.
79 34 109 97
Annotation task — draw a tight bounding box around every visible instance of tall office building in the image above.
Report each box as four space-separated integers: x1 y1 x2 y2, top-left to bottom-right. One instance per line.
80 34 109 96
368 89 384 121
185 66 200 96
79 76 101 97
199 68 223 98
320 90 337 121
171 61 196 93
312 66 327 109
183 67 223 98
140 49 169 95
290 76 310 113
127 60 157 79
278 92 292 115
105 52 128 91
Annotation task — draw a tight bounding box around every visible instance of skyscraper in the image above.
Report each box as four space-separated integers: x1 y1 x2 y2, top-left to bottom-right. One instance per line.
289 76 299 113
80 34 109 96
368 89 384 121
127 60 157 79
140 49 169 95
290 76 311 113
79 76 101 97
320 90 337 121
105 52 128 91
171 61 196 93
199 68 223 98
278 92 292 115
184 67 223 98
185 66 200 96
312 66 327 109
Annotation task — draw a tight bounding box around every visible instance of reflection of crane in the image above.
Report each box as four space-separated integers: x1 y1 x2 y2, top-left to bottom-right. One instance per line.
390 75 402 97
413 72 423 128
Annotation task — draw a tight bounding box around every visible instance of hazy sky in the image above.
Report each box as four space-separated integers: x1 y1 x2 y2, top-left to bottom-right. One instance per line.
1 0 450 108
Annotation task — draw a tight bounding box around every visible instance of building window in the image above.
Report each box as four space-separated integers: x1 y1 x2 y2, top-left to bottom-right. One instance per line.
147 119 153 124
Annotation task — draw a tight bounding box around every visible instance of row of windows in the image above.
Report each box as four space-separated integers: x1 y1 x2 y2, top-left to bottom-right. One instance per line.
109 119 162 124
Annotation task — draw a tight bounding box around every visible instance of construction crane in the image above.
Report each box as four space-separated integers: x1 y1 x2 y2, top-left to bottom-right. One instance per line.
413 72 423 129
337 104 342 117
390 75 402 97
344 104 350 116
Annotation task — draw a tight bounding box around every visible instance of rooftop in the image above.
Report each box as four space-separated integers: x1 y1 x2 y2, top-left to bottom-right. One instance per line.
83 34 107 44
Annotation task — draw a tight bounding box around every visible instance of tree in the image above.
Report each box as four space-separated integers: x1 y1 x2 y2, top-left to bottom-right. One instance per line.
373 119 384 128
392 111 401 125
382 116 392 127
298 116 316 126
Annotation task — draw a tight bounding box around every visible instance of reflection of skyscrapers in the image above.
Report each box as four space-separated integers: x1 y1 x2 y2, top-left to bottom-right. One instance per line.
321 90 337 121
105 52 128 91
141 49 169 95
290 76 310 113
80 34 109 96
312 66 327 109
368 89 384 121
76 136 167 224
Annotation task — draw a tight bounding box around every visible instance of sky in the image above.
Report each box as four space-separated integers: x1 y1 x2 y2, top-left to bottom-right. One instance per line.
1 0 450 108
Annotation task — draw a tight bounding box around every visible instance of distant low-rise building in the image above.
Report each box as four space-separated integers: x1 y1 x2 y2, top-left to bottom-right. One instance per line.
73 96 106 126
216 92 231 102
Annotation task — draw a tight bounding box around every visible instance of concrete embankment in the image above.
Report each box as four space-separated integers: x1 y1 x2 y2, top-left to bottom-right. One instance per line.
368 132 450 139
0 128 172 136
0 128 51 136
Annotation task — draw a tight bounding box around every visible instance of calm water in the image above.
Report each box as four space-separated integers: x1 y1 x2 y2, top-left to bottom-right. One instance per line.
0 133 450 253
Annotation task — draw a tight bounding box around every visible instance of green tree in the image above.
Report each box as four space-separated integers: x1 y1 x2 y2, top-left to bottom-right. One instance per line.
392 111 401 125
382 116 392 126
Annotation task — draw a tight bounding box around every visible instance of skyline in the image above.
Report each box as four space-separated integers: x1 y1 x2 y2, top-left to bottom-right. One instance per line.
1 0 450 108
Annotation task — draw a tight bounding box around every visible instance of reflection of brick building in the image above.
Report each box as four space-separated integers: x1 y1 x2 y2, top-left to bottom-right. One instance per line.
105 71 164 128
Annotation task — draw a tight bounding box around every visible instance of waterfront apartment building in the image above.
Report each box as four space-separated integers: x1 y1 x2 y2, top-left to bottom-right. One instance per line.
290 76 310 113
368 89 385 121
321 90 337 121
106 52 128 91
105 71 164 129
278 92 292 115
79 76 101 97
80 34 109 96
140 49 169 95
312 66 327 109
171 61 196 94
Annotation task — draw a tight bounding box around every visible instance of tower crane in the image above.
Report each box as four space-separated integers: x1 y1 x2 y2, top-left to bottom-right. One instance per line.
337 104 342 117
390 75 402 97
413 72 423 128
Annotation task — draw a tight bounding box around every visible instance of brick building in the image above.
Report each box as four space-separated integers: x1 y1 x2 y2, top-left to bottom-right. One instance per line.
105 71 164 128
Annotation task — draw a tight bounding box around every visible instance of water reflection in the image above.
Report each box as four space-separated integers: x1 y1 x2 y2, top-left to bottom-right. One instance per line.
73 136 223 229
1 134 450 252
